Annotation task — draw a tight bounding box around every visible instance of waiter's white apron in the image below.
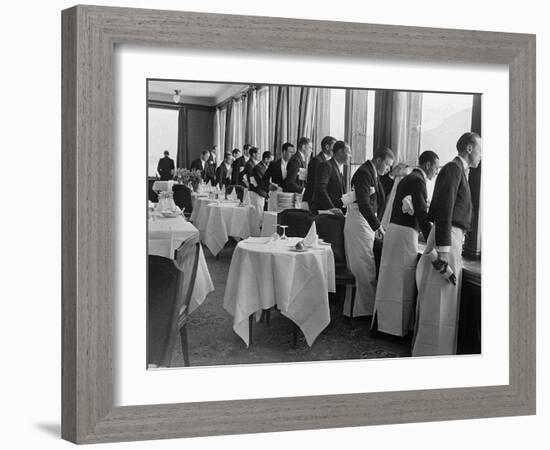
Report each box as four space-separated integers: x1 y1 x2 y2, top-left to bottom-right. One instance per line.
412 225 464 356
343 203 377 317
249 191 265 231
372 223 419 336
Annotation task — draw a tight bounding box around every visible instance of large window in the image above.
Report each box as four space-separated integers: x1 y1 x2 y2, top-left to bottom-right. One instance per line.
329 89 346 140
148 107 178 177
419 93 473 199
420 93 474 164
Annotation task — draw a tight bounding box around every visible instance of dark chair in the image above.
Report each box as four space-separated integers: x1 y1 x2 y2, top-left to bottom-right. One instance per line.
314 214 357 322
225 184 244 202
278 209 316 238
172 184 193 218
148 177 158 203
147 234 201 367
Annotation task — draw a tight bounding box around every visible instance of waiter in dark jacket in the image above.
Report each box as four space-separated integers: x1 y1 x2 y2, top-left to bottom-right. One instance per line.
283 137 312 194
249 151 273 227
303 136 336 210
413 132 481 357
157 151 175 181
343 146 395 318
373 151 440 337
190 150 216 184
311 141 351 214
262 142 295 191
216 152 234 188
231 144 250 186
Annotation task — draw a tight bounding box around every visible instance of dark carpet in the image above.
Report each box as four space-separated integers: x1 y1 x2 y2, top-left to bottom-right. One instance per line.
149 242 412 368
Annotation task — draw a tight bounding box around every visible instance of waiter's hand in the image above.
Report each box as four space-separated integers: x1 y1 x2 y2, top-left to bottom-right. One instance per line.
330 208 343 216
375 226 386 239
437 251 449 262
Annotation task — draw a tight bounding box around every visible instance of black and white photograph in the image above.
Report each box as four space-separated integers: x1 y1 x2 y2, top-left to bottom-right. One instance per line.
146 79 482 368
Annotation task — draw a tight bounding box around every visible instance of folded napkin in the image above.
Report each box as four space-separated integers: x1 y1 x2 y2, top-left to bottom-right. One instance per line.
402 195 415 215
298 167 308 181
303 222 318 247
341 190 356 206
229 189 238 201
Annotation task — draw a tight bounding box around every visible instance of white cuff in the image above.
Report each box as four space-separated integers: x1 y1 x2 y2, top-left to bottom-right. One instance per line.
436 246 451 253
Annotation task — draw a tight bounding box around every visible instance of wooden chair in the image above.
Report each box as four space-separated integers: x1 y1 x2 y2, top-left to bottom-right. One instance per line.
172 184 193 218
147 234 201 367
278 208 316 238
148 177 158 203
314 214 357 322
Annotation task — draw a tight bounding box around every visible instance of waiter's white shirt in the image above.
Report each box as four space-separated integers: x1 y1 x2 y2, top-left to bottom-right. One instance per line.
281 158 288 180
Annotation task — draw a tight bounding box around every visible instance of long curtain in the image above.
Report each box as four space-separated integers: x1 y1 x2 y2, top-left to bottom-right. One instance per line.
313 88 331 155
273 86 289 158
255 87 269 153
269 86 279 154
297 87 318 143
373 90 423 165
176 107 188 169
224 101 233 154
245 89 257 146
219 106 227 158
213 108 220 156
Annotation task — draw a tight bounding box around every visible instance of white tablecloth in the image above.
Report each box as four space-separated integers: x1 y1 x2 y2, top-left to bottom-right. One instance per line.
261 211 278 237
152 180 175 192
223 237 336 347
148 215 214 314
190 197 216 229
200 202 259 256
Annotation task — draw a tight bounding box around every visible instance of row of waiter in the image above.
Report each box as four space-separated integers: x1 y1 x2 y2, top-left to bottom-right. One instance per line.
188 132 481 356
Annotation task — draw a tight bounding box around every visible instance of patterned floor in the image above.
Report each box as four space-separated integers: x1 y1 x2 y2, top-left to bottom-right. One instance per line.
149 241 412 368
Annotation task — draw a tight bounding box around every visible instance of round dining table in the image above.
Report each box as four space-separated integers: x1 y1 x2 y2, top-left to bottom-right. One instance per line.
223 236 336 347
199 202 259 256
148 213 214 314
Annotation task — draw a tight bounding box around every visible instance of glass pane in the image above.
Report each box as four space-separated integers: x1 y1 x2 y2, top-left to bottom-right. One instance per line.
148 107 178 176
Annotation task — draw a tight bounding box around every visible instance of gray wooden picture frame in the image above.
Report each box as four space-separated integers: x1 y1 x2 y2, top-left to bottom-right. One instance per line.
61 5 536 444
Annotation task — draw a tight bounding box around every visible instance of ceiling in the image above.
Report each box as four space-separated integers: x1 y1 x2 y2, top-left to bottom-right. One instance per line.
147 80 248 106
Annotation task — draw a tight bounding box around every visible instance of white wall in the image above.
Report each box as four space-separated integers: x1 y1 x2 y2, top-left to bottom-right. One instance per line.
1 1 546 449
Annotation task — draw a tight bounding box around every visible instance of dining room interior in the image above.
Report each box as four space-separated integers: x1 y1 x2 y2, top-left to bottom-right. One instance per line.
146 79 482 369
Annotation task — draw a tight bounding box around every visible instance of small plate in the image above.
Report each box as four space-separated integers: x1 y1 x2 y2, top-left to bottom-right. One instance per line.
161 211 180 218
289 246 308 252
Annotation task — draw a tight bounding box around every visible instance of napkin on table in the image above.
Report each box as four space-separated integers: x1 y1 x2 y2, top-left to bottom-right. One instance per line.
303 222 318 247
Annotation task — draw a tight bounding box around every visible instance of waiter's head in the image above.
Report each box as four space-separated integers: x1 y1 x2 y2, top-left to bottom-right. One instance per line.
262 151 273 165
333 140 351 165
456 132 482 168
163 150 170 157
200 150 210 161
281 142 296 161
320 136 337 157
297 137 313 159
232 148 241 159
224 152 233 165
243 144 251 157
418 150 440 180
372 146 395 176
249 146 259 162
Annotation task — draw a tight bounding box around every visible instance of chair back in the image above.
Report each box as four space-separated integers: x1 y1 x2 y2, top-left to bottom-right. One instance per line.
172 184 193 214
315 214 346 266
148 177 158 203
225 184 244 202
159 234 201 367
279 208 316 238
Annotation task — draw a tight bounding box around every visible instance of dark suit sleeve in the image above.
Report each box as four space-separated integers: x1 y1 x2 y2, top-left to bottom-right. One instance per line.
411 179 431 239
157 160 162 175
216 166 223 187
354 169 380 231
283 157 304 193
262 162 273 189
316 162 335 209
429 164 461 249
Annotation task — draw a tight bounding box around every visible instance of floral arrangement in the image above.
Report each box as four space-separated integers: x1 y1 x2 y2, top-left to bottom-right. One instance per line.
175 168 202 190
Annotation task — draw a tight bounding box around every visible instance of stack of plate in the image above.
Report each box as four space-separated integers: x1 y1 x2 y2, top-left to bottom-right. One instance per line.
277 192 295 211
